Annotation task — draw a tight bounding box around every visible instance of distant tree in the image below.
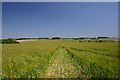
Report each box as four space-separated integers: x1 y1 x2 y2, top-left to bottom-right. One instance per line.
97 37 109 39
79 38 85 40
38 38 49 39
2 39 19 44
52 37 61 39
88 40 90 42
79 40 82 42
91 37 97 40
99 40 103 42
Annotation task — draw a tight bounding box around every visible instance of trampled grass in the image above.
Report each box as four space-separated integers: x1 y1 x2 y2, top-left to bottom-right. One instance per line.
2 40 119 78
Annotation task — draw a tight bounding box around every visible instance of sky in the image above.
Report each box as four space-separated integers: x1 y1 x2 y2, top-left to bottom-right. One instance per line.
1 0 120 2
2 2 118 38
0 1 2 39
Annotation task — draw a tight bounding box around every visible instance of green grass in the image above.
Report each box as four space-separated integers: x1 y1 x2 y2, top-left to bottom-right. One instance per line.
2 40 119 78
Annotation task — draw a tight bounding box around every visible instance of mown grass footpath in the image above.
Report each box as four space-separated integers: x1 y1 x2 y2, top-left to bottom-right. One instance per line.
45 47 84 78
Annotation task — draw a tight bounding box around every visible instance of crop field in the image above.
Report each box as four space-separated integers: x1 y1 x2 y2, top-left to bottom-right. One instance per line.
2 40 119 78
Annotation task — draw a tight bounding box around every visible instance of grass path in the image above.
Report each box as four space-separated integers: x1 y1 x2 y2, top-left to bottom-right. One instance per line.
45 47 84 78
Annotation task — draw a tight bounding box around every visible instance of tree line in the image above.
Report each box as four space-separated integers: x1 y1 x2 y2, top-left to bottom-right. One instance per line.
0 38 19 44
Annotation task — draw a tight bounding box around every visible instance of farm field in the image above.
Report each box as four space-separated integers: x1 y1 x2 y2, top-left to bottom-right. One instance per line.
2 40 119 78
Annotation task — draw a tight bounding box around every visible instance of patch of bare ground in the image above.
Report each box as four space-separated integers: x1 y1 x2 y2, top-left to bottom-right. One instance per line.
16 40 36 42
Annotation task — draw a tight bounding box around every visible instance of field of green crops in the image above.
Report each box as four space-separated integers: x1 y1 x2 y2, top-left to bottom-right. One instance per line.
2 39 119 78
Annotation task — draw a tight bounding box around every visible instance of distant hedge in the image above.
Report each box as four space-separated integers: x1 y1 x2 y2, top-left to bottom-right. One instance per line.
1 38 19 44
79 40 113 42
52 37 61 40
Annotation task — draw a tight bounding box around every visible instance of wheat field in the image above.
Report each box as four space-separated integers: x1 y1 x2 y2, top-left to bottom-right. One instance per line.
2 40 119 78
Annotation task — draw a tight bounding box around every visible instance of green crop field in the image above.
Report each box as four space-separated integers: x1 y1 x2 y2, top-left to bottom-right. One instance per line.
2 40 119 78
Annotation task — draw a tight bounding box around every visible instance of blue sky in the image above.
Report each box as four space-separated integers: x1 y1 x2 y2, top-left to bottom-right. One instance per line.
2 2 118 38
0 2 1 39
